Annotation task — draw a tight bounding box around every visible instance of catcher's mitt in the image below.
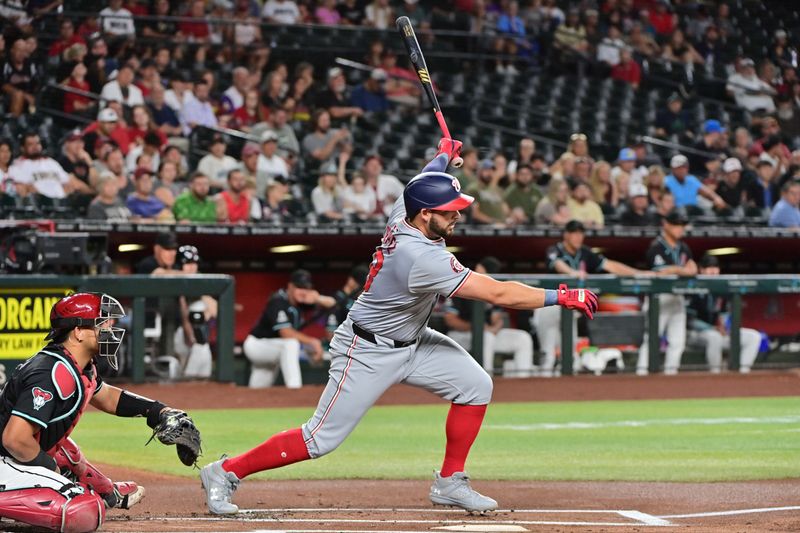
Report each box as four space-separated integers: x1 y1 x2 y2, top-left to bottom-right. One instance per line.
146 408 202 467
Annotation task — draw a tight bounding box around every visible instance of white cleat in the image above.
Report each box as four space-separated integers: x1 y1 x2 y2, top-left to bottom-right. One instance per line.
200 456 240 515
429 471 497 513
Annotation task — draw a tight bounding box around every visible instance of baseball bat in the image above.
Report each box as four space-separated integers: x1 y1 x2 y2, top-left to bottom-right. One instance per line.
395 16 454 143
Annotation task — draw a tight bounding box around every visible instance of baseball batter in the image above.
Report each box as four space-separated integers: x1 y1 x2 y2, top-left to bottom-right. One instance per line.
201 139 598 514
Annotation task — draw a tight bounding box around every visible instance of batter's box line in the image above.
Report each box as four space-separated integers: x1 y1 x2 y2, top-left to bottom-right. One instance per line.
658 504 800 519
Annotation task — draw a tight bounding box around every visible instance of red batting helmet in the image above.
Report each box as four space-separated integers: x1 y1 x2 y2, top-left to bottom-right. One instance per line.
47 293 126 370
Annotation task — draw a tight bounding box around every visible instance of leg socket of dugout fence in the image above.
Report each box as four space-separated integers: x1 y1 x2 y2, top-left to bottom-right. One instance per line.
560 306 573 375
729 293 742 371
647 295 661 374
131 297 145 384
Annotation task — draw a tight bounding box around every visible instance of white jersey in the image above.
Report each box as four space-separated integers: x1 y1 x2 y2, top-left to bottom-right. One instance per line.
8 157 70 199
348 196 472 343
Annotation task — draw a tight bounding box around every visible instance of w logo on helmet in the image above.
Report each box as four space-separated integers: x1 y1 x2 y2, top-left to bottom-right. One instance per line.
32 387 53 411
451 178 461 192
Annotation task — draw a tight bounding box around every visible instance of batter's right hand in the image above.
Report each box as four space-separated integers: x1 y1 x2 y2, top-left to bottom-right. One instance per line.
436 138 463 168
557 284 599 319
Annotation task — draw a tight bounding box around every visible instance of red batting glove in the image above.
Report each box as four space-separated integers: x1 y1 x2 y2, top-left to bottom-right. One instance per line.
436 138 463 168
557 284 599 319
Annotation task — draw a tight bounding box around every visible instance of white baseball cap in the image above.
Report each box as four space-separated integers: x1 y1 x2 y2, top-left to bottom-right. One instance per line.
670 154 689 168
722 157 742 173
629 183 648 197
98 108 119 122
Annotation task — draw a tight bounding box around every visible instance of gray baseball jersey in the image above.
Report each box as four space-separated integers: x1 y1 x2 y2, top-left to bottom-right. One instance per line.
348 197 472 343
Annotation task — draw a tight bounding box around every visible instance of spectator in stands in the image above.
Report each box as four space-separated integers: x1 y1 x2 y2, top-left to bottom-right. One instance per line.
165 73 192 116
243 269 333 388
256 130 290 192
662 28 704 65
726 58 777 113
147 84 182 138
99 0 135 39
776 93 800 146
61 61 93 116
493 1 530 75
665 154 725 212
535 178 571 226
316 67 364 120
0 139 13 186
125 132 162 173
217 168 251 224
688 254 763 374
58 130 97 189
715 3 735 39
178 0 212 43
748 158 779 211
302 109 352 170
256 104 299 156
715 158 751 215
87 172 131 221
611 148 646 199
127 167 173 222
655 93 690 140
530 153 552 189
628 22 660 59
648 0 676 37
769 181 800 228
751 116 792 159
49 18 86 58
636 210 697 375
83 108 123 158
565 156 591 188
153 160 182 208
134 231 178 274
142 0 178 39
655 190 676 221
360 154 404 218
315 0 341 24
567 180 603 228
564 132 590 160
220 66 250 116
239 143 260 190
181 79 218 135
589 161 618 213
364 0 392 29
552 9 589 73
262 0 300 24
194 136 235 189
453 146 479 191
229 87 260 131
731 126 753 162
395 0 428 28
611 47 641 89
350 69 390 113
504 163 541 224
162 144 189 180
127 104 167 148
173 172 219 223
596 25 624 70
445 256 534 377
689 119 728 178
338 0 365 25
100 64 143 108
9 132 90 200
232 0 263 48
537 220 646 376
696 24 724 66
770 29 797 71
311 163 345 222
93 146 132 197
621 183 658 226
252 176 293 222
468 159 511 226
507 138 535 179
135 59 162 99
342 173 377 222
1 37 40 117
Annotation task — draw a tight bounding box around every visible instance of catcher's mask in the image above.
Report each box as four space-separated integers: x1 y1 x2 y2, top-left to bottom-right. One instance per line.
46 292 126 370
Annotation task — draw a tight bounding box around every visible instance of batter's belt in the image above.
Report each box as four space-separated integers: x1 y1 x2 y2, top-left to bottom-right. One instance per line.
352 322 417 348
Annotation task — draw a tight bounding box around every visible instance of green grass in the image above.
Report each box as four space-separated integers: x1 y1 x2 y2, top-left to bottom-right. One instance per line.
72 396 800 482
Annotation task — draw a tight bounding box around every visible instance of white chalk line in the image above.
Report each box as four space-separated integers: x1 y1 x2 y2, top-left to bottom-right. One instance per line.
236 508 639 514
486 415 800 431
132 517 663 527
659 504 800 519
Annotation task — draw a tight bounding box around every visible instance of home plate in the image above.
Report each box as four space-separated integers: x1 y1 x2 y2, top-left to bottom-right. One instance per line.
433 526 528 532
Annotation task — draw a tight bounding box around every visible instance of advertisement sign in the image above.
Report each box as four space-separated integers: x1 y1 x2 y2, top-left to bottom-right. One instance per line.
0 289 72 359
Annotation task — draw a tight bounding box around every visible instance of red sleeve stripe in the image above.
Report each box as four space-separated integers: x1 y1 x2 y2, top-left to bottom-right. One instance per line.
448 270 473 298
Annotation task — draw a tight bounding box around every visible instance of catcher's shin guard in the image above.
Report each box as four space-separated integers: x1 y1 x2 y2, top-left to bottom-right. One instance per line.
0 486 105 533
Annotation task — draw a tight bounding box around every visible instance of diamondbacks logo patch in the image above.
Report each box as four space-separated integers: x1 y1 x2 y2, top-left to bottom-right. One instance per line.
32 387 53 411
450 256 465 273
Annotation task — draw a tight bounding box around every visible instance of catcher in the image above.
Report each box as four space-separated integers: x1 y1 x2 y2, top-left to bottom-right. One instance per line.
0 292 201 533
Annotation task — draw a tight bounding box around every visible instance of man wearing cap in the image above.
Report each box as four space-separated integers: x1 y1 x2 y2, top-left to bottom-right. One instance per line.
350 68 390 113
715 157 752 215
100 64 143 108
536 219 647 376
173 172 220 223
8 132 91 200
504 164 542 224
83 107 131 158
686 254 763 373
468 158 511 225
445 257 535 378
127 167 173 222
197 136 238 190
201 139 598 515
655 93 690 139
768 181 800 228
135 231 179 275
58 130 98 190
747 157 780 210
244 269 335 388
621 183 659 225
637 209 698 375
612 147 648 194
688 119 728 177
315 67 364 120
256 130 290 194
726 58 776 113
665 154 726 212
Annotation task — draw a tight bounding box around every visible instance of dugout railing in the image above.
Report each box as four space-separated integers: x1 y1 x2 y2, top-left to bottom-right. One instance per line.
0 275 235 384
473 274 800 375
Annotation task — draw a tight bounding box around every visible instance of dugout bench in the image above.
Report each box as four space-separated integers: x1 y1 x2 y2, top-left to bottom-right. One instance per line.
471 274 800 375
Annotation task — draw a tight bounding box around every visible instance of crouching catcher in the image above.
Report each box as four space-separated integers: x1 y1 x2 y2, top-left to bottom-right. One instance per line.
0 293 202 533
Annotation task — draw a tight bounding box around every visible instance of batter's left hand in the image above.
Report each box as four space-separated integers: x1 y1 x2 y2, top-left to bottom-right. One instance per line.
557 284 599 319
436 138 463 168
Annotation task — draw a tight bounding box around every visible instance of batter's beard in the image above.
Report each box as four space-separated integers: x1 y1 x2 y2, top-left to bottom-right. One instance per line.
428 217 454 239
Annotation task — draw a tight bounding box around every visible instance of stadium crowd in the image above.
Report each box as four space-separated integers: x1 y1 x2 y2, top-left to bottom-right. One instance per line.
0 0 799 228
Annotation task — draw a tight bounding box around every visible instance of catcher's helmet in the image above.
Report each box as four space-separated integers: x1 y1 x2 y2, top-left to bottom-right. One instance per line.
403 172 474 218
46 293 126 370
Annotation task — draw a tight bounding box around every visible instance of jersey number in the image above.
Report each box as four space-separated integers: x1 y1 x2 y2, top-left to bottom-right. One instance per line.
363 225 396 292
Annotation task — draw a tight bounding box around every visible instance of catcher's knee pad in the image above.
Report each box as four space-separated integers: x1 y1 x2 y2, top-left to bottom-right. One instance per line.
0 486 105 533
51 438 115 496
